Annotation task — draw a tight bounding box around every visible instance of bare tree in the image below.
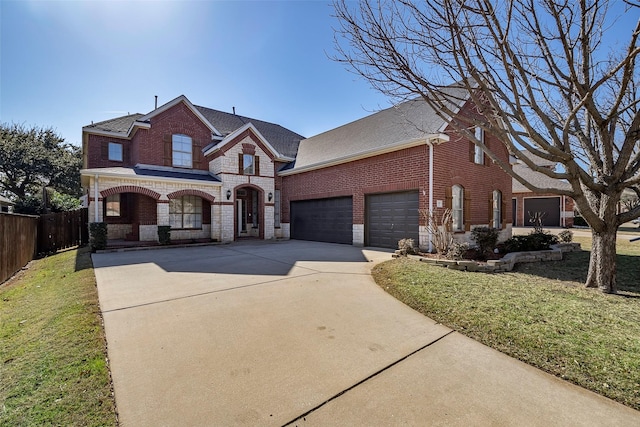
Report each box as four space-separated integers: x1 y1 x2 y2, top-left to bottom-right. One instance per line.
333 0 640 293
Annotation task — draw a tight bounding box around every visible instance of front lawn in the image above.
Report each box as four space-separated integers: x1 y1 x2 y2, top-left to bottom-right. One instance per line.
0 247 117 426
372 235 640 410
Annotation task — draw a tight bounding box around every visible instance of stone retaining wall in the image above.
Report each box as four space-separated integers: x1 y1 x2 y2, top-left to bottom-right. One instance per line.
398 243 581 273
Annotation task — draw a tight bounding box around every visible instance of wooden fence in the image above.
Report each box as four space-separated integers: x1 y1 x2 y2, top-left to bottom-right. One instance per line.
0 212 39 284
38 208 89 254
0 208 89 285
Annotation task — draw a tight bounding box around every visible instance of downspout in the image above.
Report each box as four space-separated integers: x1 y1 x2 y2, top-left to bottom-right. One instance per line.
562 195 566 228
94 174 99 222
428 140 434 253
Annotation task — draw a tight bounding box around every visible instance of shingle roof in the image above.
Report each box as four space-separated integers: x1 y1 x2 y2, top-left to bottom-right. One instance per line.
82 101 304 159
194 106 304 158
84 114 144 134
80 166 220 183
512 162 571 193
288 91 465 171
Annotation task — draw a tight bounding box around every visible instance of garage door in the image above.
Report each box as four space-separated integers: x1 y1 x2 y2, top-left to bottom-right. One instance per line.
366 191 419 249
290 197 353 244
523 197 560 227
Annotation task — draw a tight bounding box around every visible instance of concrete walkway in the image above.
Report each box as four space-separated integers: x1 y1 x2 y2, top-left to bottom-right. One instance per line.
93 240 640 426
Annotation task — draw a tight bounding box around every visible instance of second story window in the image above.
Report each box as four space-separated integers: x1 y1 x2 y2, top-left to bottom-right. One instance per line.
474 127 484 165
108 142 123 162
243 154 255 175
172 134 192 168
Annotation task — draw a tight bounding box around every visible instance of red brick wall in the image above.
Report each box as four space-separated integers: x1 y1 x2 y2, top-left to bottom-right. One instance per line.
281 146 430 223
85 134 132 168
281 102 512 227
433 105 513 227
133 103 211 170
86 101 212 170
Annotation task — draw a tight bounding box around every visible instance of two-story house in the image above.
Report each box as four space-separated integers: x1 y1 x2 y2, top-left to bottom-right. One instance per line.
81 92 512 250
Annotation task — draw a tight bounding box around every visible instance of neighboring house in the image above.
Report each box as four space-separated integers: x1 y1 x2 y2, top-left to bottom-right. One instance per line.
511 152 575 228
81 92 513 250
0 195 14 213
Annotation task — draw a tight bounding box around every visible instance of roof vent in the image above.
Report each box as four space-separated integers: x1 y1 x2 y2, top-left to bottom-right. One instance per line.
232 106 236 115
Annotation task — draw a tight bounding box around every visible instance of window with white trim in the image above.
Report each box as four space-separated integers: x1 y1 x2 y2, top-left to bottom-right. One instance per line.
169 195 202 229
474 127 484 164
172 134 192 168
452 185 464 231
108 142 123 161
105 194 121 217
243 154 255 175
493 190 502 229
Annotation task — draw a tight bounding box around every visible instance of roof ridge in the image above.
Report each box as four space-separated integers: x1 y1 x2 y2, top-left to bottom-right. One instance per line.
86 113 144 128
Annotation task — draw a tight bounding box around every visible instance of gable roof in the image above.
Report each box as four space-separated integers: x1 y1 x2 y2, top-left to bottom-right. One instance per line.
82 95 304 158
512 154 571 193
83 113 145 135
280 93 466 175
195 106 304 159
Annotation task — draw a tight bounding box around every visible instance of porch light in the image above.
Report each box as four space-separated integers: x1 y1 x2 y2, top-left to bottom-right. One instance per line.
268 192 273 202
226 189 232 200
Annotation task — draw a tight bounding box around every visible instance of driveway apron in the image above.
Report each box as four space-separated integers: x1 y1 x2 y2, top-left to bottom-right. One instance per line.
93 240 640 426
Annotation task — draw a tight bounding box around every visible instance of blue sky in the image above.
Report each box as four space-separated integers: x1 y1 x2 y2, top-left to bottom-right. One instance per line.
1 0 390 146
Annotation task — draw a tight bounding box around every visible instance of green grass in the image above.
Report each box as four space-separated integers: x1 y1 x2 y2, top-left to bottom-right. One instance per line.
373 235 640 410
0 247 117 426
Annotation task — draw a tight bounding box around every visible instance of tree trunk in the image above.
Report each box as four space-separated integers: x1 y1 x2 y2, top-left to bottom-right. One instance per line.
585 227 617 293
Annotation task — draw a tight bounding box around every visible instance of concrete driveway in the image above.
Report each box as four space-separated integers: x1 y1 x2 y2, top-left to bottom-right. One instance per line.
93 240 640 426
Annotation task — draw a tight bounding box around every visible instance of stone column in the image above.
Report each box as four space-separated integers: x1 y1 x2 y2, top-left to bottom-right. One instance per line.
220 204 235 243
211 204 221 242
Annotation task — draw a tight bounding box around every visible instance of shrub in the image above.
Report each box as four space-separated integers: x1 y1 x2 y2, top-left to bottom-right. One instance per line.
419 208 453 255
447 241 471 260
89 222 108 252
471 226 500 259
503 231 558 252
158 226 171 245
558 229 573 243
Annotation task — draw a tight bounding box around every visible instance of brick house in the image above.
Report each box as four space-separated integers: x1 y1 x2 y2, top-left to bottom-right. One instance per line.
81 93 513 250
511 152 575 228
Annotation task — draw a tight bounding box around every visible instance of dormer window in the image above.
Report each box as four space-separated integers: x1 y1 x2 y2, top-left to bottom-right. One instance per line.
172 134 192 168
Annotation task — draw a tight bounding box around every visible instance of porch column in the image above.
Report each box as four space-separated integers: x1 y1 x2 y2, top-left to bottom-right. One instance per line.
157 200 170 226
220 203 234 243
211 204 221 241
90 175 104 223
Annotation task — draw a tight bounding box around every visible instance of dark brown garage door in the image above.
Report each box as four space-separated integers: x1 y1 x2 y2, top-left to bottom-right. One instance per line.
523 197 560 227
290 197 353 244
366 191 419 249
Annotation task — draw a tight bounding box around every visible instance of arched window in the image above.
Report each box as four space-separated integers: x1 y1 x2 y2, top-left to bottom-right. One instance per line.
172 134 192 168
452 185 464 231
493 190 502 229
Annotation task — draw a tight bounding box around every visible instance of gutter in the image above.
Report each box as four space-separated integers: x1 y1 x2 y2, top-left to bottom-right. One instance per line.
280 134 449 176
427 141 434 253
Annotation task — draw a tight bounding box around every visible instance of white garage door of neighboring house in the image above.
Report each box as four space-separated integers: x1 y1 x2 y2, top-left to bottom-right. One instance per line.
523 197 561 227
366 191 420 249
290 197 353 244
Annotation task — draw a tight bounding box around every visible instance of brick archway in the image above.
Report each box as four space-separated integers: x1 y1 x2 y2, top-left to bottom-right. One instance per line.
234 184 265 240
101 185 161 200
167 189 216 204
